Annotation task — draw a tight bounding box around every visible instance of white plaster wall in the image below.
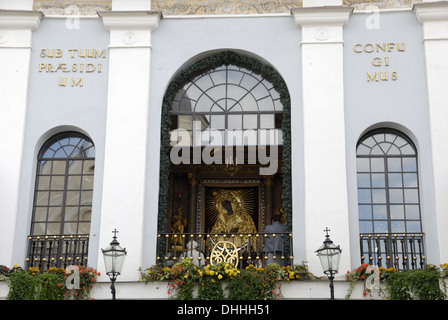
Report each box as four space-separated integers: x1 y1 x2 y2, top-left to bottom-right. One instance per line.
98 10 161 281
12 17 110 267
344 11 436 264
414 2 448 263
0 9 42 267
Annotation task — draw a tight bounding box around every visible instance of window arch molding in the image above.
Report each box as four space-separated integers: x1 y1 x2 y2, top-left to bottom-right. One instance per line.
356 122 420 155
158 50 292 234
34 126 94 160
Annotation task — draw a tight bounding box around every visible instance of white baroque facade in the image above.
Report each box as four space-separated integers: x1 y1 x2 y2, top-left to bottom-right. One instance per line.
1 0 448 299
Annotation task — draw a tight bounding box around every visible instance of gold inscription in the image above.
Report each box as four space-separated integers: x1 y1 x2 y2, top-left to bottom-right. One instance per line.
38 48 106 87
353 42 405 83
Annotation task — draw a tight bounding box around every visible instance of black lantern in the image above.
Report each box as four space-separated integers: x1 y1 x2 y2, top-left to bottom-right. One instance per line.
315 227 342 300
101 229 127 300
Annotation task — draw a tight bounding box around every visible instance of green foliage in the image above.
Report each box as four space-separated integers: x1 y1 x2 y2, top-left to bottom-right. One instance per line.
166 259 201 300
7 271 37 300
197 276 225 300
141 259 308 300
35 272 65 300
226 267 283 300
226 269 266 300
345 263 448 300
4 265 99 300
385 265 446 300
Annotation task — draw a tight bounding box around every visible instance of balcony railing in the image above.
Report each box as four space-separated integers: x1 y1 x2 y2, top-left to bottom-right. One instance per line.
26 234 89 272
359 233 426 270
25 232 425 273
156 232 294 268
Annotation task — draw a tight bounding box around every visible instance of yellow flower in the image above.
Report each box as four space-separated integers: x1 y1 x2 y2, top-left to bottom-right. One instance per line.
218 274 223 280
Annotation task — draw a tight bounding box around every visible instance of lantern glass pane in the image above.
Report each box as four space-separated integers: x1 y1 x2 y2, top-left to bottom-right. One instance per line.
102 244 126 275
317 243 341 275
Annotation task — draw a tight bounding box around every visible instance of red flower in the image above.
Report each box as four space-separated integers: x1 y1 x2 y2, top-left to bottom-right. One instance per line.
363 291 367 296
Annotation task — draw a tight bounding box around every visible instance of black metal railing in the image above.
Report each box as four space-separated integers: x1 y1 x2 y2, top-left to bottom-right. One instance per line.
156 232 293 269
26 234 89 272
360 233 425 270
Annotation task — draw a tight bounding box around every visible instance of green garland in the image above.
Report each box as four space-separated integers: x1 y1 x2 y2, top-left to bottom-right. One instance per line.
158 51 292 236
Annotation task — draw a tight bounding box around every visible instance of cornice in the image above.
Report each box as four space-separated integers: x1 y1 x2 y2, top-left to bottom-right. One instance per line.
98 10 162 30
413 1 448 23
291 6 353 26
0 9 43 30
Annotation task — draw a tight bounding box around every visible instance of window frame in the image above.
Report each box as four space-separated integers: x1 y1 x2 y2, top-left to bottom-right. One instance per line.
356 128 422 235
30 132 95 236
169 63 284 146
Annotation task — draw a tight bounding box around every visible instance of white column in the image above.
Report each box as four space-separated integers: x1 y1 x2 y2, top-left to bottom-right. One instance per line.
414 1 448 263
0 9 42 266
98 8 161 281
292 3 353 276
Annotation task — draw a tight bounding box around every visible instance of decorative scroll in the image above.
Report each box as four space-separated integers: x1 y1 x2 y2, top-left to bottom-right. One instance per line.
152 0 302 16
33 0 423 16
33 0 111 16
343 0 421 11
210 241 239 267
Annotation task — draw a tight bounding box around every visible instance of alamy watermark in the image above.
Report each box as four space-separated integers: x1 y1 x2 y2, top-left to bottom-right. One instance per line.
170 121 280 175
364 5 380 30
65 265 80 289
65 5 80 30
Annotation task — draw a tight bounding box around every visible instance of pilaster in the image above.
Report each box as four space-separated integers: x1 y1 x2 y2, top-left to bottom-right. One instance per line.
0 9 43 266
98 8 161 281
414 1 448 263
292 5 353 276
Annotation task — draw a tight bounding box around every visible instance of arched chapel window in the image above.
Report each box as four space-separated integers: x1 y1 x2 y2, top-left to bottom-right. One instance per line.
170 63 283 146
356 128 422 234
30 132 95 236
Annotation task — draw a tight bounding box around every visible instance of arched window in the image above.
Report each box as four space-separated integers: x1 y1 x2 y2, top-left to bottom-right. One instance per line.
170 63 283 146
157 51 292 266
356 128 422 234
31 132 95 236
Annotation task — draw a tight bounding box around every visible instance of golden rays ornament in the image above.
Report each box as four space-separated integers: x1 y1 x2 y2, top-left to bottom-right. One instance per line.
205 187 257 250
206 188 256 234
